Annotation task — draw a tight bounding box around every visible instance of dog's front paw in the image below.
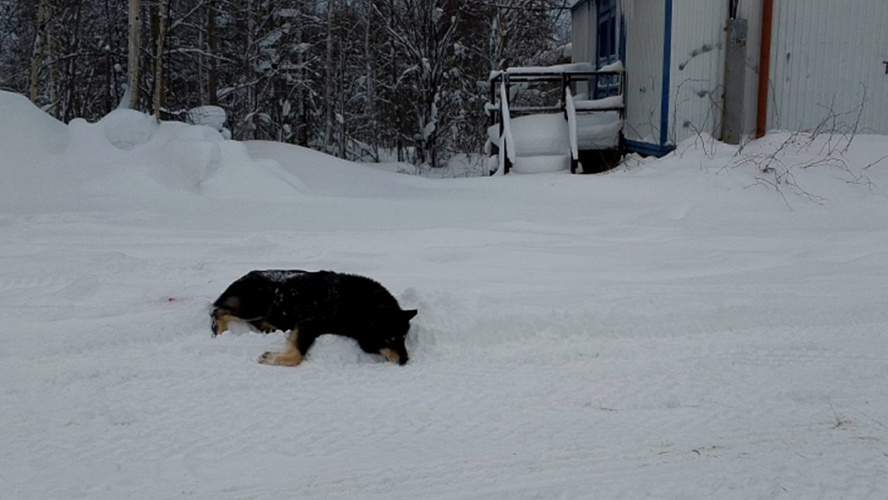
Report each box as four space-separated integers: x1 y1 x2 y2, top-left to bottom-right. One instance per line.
257 349 303 366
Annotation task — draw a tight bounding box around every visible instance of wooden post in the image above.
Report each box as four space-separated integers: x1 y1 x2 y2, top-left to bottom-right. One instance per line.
722 18 748 144
755 0 774 138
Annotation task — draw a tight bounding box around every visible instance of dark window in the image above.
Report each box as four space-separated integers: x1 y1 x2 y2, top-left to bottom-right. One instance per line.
596 0 620 97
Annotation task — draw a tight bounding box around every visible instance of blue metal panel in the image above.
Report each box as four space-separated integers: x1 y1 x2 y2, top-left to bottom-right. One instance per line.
570 0 591 11
596 0 620 98
625 139 676 158
659 0 673 147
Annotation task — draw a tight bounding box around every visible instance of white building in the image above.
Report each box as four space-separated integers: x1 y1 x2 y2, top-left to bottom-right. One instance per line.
571 0 888 156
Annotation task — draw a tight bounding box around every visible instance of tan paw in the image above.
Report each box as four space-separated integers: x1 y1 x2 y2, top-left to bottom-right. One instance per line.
257 349 303 366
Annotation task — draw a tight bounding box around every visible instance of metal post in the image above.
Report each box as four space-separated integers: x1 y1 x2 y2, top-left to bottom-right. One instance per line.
722 18 748 144
756 0 775 138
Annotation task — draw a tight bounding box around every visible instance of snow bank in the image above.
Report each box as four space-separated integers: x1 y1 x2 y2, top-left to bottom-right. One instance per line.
3 89 888 499
0 92 75 208
0 91 312 208
0 91 69 167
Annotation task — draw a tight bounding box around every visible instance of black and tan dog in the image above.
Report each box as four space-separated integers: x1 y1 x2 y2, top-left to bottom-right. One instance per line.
212 270 416 366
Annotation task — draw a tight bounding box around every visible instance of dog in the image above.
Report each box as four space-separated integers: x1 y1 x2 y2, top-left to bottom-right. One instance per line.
211 270 416 366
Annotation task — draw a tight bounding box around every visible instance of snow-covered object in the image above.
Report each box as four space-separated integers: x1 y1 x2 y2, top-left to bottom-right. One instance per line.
95 108 157 150
489 60 621 82
565 88 579 161
490 62 595 80
488 113 568 157
574 94 624 111
598 60 625 73
487 58 625 172
498 81 516 171
576 112 623 150
511 153 571 174
505 62 595 74
488 113 571 173
187 105 227 132
487 111 622 170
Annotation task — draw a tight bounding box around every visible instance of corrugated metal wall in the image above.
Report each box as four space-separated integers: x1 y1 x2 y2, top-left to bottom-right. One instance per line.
768 0 888 134
571 2 593 67
571 1 596 97
662 0 888 140
668 0 728 144
575 0 888 145
737 0 763 138
623 0 665 146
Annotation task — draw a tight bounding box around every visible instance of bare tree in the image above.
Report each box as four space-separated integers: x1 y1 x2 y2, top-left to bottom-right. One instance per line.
127 0 141 108
375 0 463 167
28 0 48 103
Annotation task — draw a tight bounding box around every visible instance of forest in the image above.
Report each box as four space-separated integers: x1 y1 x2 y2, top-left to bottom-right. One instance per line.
0 0 570 168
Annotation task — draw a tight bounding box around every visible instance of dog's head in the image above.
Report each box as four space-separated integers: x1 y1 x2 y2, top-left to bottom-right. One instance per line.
378 308 417 365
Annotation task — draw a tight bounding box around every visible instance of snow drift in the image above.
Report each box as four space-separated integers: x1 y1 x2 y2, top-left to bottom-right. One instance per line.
2 91 888 499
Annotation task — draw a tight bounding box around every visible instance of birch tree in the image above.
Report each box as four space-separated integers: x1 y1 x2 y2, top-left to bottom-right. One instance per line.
151 0 169 117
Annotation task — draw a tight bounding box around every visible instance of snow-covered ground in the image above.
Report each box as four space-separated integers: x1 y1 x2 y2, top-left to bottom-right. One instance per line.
2 90 888 499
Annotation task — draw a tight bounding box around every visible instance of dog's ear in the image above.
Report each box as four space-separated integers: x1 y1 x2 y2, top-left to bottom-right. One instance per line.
402 309 418 320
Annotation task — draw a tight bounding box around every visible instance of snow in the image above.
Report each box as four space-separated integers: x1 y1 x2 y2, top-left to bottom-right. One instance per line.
573 94 623 111
490 61 621 80
489 63 594 81
488 113 569 159
187 106 228 133
565 89 579 160
486 111 622 170
3 89 888 499
576 112 622 150
505 62 595 74
598 60 624 73
497 81 516 173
